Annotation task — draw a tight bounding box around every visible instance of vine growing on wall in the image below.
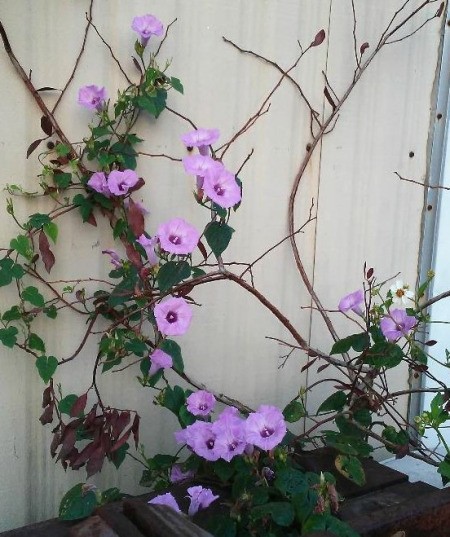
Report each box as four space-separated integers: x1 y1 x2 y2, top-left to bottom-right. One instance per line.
0 1 449 535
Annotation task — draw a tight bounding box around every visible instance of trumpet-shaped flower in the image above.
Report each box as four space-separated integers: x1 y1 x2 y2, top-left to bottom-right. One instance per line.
182 128 220 156
78 85 107 111
203 168 241 208
154 296 193 336
132 14 164 46
149 349 173 376
157 218 200 255
137 234 159 266
380 309 416 341
245 405 287 451
187 486 219 516
186 390 216 416
338 289 364 315
389 280 414 307
108 169 139 196
148 492 181 513
169 464 194 483
87 172 109 196
213 407 247 462
102 249 121 268
175 421 220 461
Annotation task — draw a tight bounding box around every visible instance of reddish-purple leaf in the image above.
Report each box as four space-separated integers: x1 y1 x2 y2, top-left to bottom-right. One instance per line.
39 404 54 425
125 242 143 269
50 431 61 458
39 230 55 273
301 358 317 373
110 429 131 453
129 177 145 193
86 212 97 227
40 115 53 136
57 427 76 462
112 411 131 439
436 2 445 18
42 385 53 408
86 448 105 477
176 283 195 298
197 240 208 261
127 198 145 238
26 138 44 159
425 340 437 346
70 393 88 418
72 441 97 470
366 267 374 279
324 87 336 111
360 42 369 55
317 363 330 373
311 29 325 47
131 414 140 449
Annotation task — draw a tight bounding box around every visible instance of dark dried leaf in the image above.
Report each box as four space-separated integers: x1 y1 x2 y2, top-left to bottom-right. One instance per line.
57 427 76 462
40 115 53 136
127 198 145 238
425 340 437 346
39 404 54 425
176 283 195 297
72 441 97 470
86 213 97 227
42 385 53 408
197 240 208 261
436 2 445 17
311 29 325 47
131 414 140 448
112 411 131 439
360 42 369 55
50 431 61 458
132 57 143 74
366 267 374 279
39 230 55 273
301 357 317 372
86 448 105 477
324 86 336 111
317 363 330 373
26 138 44 159
70 393 88 418
129 177 145 193
37 86 58 92
110 429 131 453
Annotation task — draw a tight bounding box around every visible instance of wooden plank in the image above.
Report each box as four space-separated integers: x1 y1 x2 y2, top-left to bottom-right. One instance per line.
0 518 74 537
123 499 214 537
69 515 119 537
96 503 145 537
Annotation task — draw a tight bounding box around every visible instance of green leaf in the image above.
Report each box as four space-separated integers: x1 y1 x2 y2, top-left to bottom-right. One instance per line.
411 344 427 365
136 89 167 118
110 443 129 469
302 513 360 537
204 221 234 257
382 425 409 454
36 355 58 384
0 326 18 348
55 143 71 157
58 394 78 415
283 400 305 423
53 171 72 189
124 337 148 357
162 385 186 415
317 391 347 413
0 259 24 287
331 332 370 355
213 459 235 482
2 305 22 322
439 457 450 485
73 194 94 223
110 142 138 170
274 468 308 496
44 305 58 318
157 261 191 292
251 502 295 527
10 234 33 260
335 454 365 486
191 267 206 278
170 77 184 94
28 213 51 229
364 341 403 368
22 286 45 308
92 125 113 138
160 339 184 373
59 483 97 521
101 487 124 504
28 332 46 353
178 405 196 427
43 222 58 243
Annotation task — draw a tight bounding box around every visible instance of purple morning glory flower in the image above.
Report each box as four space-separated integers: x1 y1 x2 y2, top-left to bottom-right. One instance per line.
149 348 173 376
380 309 416 341
154 296 193 336
87 172 109 196
203 168 241 209
132 14 164 46
148 492 181 513
169 464 194 484
183 155 224 190
181 128 220 156
78 85 107 111
157 218 200 255
186 390 216 417
175 421 220 461
245 405 287 451
213 407 247 462
187 486 219 516
108 169 139 196
338 289 364 315
137 234 159 266
102 249 121 268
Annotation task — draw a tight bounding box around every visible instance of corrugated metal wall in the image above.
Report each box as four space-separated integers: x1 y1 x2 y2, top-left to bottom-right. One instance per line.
0 0 444 530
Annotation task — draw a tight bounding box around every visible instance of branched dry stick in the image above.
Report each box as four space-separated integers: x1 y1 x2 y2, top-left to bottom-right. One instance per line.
395 171 450 190
86 13 133 85
52 0 94 113
138 151 182 162
154 18 177 58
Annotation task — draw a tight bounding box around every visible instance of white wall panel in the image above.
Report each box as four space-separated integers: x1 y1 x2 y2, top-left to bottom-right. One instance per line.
0 0 443 529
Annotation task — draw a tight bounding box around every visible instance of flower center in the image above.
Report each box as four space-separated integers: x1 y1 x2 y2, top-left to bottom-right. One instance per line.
260 426 274 438
199 403 207 411
169 234 182 245
206 438 215 449
396 289 405 298
166 311 178 324
214 184 225 196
